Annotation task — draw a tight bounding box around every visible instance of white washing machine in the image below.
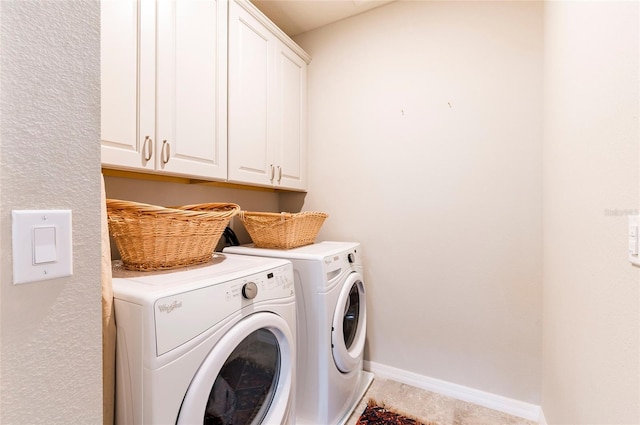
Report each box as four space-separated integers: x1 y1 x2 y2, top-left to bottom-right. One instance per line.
112 253 296 425
225 241 374 425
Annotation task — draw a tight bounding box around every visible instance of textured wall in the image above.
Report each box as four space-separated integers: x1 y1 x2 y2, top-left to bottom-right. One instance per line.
542 2 640 423
0 1 102 423
294 1 543 404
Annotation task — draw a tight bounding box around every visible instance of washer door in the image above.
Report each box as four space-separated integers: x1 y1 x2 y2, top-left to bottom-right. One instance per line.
177 312 294 425
331 272 366 373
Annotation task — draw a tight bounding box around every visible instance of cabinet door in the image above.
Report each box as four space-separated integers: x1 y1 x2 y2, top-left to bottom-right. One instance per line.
273 41 307 191
227 1 276 188
156 0 228 179
101 0 155 170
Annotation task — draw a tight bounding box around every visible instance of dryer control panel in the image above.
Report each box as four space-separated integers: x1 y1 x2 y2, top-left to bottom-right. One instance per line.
321 247 362 291
323 247 361 272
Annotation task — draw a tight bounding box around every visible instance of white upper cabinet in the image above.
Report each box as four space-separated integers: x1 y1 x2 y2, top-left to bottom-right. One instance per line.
101 0 155 171
227 0 310 191
102 0 309 190
156 0 227 179
275 44 308 190
101 0 228 180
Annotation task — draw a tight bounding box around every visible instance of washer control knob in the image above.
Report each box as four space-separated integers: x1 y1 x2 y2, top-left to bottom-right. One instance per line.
347 252 355 263
242 282 258 299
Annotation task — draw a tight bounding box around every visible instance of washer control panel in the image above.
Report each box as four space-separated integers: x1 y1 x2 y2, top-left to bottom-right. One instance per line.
154 262 294 356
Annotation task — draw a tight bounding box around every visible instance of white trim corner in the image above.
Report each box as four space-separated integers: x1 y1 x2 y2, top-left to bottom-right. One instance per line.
364 361 544 423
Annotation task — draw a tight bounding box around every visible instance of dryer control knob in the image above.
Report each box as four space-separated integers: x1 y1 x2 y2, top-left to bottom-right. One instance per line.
242 282 258 299
348 253 355 263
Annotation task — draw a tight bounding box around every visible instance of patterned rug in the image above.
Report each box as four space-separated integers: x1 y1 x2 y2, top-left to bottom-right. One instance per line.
356 400 436 425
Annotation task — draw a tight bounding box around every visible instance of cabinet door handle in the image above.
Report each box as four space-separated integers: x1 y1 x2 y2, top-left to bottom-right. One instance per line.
277 165 282 183
143 136 153 161
269 164 275 182
161 140 171 165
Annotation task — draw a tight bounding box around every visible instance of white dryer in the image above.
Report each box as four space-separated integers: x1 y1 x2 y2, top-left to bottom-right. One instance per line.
225 241 374 425
112 253 296 425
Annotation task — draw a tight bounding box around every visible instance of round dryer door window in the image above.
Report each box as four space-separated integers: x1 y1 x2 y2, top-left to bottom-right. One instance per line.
177 312 294 425
331 272 367 373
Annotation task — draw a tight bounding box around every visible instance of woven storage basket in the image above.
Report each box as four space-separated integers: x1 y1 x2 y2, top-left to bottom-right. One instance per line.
106 199 240 271
239 211 328 249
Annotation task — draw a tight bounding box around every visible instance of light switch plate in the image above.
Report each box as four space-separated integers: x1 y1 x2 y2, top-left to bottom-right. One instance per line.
629 215 640 266
12 210 73 284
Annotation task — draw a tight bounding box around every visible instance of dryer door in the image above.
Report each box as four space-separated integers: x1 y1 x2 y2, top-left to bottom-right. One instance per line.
177 312 294 425
331 272 366 373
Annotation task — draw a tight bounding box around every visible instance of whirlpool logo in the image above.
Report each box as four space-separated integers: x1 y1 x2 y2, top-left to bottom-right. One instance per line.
157 300 183 314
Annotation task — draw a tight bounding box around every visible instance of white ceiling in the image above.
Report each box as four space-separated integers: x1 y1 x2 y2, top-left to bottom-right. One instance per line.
250 0 396 37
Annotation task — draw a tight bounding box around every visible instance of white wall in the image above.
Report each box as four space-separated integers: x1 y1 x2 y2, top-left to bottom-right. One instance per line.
542 2 640 423
0 1 103 423
294 0 543 403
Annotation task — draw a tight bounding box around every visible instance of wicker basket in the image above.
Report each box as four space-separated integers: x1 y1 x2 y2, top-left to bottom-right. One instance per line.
106 199 240 271
239 211 328 249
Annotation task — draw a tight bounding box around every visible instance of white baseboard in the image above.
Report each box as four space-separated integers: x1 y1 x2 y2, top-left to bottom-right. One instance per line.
364 361 544 423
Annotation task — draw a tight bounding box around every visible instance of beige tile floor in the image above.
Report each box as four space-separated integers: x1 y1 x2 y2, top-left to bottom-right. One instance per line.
346 377 538 425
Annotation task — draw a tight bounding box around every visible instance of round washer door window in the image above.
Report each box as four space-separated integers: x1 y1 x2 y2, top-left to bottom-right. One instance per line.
177 312 294 425
331 272 366 373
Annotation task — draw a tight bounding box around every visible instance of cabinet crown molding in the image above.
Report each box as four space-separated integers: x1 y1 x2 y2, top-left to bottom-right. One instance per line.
234 0 311 64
